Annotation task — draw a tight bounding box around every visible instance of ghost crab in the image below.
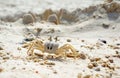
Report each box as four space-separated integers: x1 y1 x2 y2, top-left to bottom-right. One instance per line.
24 38 80 59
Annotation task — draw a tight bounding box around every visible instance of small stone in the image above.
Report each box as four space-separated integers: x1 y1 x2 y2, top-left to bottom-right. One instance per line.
48 36 52 41
95 68 100 71
116 66 120 69
47 28 55 33
99 39 107 44
22 68 26 70
113 46 120 49
112 26 115 29
44 62 55 65
116 43 120 46
109 59 114 63
23 14 35 24
105 75 111 78
80 53 86 59
105 0 113 3
91 57 101 62
6 52 10 55
105 55 110 58
17 47 21 50
0 68 3 72
40 63 44 65
90 58 95 62
95 58 101 61
11 67 16 70
33 59 41 62
83 75 92 78
67 39 71 42
114 54 118 58
77 73 82 78
88 63 93 69
92 62 98 67
35 71 39 73
3 56 10 60
54 36 59 42
116 51 119 54
53 70 57 74
102 23 110 29
101 63 108 67
0 46 3 50
107 65 115 70
81 40 85 42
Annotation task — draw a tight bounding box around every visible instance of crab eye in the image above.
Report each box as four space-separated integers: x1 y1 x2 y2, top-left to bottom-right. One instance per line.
47 46 52 50
48 43 53 50
50 46 52 50
47 45 49 49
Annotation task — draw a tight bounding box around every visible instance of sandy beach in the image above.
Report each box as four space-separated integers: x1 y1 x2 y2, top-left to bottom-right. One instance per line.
0 0 120 78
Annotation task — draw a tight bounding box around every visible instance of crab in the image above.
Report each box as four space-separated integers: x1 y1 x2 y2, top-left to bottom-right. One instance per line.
23 39 80 59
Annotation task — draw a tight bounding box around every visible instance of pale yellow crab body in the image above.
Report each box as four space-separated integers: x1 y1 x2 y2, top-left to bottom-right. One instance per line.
24 39 80 59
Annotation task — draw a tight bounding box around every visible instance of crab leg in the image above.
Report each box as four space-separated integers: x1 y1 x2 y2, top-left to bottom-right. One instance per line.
27 42 35 55
56 44 78 59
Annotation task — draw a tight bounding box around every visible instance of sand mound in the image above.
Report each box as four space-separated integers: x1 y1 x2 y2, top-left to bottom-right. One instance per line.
0 1 120 25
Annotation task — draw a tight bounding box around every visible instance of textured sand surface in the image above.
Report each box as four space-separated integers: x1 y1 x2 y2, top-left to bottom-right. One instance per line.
0 0 120 78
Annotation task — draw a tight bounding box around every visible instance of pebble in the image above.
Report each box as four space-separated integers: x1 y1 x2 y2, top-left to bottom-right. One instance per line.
92 62 98 67
102 23 110 29
88 63 94 69
3 56 10 60
83 75 92 78
95 68 100 71
80 53 86 59
23 14 35 24
0 46 3 50
0 68 3 72
67 39 71 42
99 39 107 44
105 0 113 3
77 73 82 78
109 59 114 63
53 70 57 74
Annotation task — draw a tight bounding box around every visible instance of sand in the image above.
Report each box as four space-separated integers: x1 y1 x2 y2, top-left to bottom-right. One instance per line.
0 0 120 78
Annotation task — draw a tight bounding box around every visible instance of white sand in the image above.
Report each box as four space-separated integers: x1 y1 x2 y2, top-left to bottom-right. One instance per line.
0 0 120 78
